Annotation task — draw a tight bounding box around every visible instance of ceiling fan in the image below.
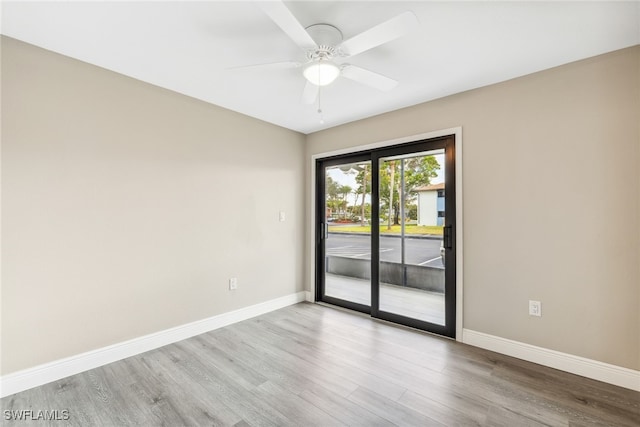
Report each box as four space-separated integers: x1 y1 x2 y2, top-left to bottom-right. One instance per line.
239 1 419 105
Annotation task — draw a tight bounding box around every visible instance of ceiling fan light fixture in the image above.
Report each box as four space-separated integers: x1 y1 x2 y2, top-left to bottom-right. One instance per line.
303 60 340 86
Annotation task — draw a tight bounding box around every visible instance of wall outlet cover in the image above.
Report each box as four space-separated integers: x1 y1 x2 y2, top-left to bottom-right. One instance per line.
529 300 541 317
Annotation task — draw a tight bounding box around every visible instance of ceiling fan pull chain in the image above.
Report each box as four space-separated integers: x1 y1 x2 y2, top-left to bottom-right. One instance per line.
317 86 325 124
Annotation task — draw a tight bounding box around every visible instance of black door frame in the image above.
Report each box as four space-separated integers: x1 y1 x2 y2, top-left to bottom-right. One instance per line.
315 135 456 338
315 152 372 316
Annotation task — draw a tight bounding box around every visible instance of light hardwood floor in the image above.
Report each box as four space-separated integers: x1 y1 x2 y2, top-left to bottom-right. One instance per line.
2 302 639 426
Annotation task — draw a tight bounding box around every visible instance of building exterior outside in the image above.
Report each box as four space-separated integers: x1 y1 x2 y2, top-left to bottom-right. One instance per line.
416 183 445 226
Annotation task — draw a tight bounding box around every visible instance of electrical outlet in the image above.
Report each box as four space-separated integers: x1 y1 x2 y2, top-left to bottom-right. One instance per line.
279 211 286 222
229 277 238 290
529 300 541 317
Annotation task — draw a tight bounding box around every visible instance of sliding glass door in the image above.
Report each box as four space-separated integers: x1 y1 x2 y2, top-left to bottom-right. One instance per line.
316 154 372 314
317 136 456 337
372 139 456 336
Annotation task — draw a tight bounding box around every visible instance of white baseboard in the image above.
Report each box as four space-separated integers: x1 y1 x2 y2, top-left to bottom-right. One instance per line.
1 291 307 398
462 329 640 392
305 290 313 302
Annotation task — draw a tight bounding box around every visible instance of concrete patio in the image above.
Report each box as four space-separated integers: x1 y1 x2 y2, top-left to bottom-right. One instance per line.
325 273 445 325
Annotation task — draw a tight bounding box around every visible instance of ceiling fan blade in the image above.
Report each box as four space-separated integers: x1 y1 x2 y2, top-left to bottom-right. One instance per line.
228 61 300 71
341 65 398 91
258 1 317 51
302 81 319 104
340 11 419 57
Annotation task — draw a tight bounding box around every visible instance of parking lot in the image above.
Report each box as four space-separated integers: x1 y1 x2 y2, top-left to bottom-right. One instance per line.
326 233 443 268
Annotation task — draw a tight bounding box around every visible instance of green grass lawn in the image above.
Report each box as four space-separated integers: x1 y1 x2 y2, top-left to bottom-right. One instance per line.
328 224 443 235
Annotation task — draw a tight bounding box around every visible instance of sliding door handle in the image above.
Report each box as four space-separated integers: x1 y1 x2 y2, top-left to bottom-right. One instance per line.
443 225 453 249
319 223 328 240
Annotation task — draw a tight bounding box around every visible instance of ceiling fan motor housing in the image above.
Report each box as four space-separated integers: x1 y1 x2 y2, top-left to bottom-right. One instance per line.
307 45 337 61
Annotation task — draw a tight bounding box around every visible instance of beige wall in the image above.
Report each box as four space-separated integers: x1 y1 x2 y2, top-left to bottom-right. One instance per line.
1 37 305 374
306 46 640 371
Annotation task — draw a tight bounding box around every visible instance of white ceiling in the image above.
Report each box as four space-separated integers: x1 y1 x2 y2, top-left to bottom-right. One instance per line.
2 1 639 134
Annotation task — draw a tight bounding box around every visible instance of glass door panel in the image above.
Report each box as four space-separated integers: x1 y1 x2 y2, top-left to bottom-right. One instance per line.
318 158 372 312
378 151 446 325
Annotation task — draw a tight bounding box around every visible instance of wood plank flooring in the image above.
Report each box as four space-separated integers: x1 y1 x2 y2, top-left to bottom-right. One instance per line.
2 302 638 426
